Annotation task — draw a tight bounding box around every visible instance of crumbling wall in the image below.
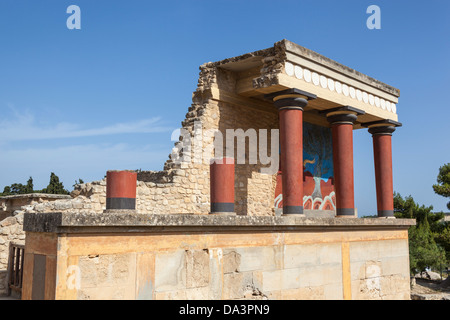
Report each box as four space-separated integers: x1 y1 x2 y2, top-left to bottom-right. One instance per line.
0 212 25 296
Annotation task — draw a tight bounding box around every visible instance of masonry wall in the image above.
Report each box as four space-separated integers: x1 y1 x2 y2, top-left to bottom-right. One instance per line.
0 213 25 296
22 227 411 300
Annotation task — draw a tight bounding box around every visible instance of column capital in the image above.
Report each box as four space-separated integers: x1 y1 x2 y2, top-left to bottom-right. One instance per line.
322 106 365 125
264 88 316 111
362 120 402 136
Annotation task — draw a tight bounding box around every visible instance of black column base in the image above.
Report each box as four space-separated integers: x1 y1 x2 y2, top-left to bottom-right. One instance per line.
377 210 394 218
106 197 136 210
336 208 356 217
210 202 235 214
282 205 304 215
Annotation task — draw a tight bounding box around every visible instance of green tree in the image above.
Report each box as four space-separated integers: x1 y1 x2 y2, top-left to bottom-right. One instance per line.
434 222 450 264
25 177 34 194
394 192 444 225
0 176 34 196
41 172 69 195
394 192 446 274
408 217 446 274
1 186 12 196
433 163 450 210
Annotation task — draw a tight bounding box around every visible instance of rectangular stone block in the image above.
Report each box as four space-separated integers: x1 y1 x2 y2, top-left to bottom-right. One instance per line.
261 270 283 292
78 253 136 289
223 250 241 274
380 274 410 297
234 246 281 272
155 250 186 292
186 249 210 288
298 264 343 288
380 239 409 258
380 256 409 277
350 241 382 262
284 243 341 268
222 271 254 300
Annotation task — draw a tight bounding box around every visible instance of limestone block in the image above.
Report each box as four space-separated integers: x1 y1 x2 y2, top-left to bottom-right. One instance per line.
54 201 72 211
1 216 16 227
78 253 137 289
350 241 382 262
155 250 186 292
284 243 341 269
92 185 104 194
380 256 409 277
234 246 281 272
223 250 241 274
261 270 283 292
9 224 21 235
223 271 255 300
92 203 102 212
185 250 210 288
380 274 410 297
72 200 84 209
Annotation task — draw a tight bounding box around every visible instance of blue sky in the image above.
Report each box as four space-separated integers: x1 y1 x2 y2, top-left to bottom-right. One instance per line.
0 0 449 215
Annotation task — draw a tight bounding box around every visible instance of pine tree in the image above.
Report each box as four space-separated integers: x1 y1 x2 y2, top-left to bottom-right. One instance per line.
433 163 450 210
395 192 446 274
1 186 12 196
42 172 69 195
25 177 34 194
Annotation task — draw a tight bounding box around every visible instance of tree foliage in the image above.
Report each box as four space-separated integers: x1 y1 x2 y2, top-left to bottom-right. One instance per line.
394 192 447 274
1 173 69 196
41 172 69 195
1 177 34 196
433 163 450 210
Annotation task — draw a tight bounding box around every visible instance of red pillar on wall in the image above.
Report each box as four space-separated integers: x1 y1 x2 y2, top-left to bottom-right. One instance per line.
326 106 365 218
210 157 235 214
366 120 401 218
266 88 316 216
106 170 137 210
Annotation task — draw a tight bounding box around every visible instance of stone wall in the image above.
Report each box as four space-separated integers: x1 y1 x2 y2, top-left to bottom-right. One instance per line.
21 214 414 300
0 212 25 296
0 194 72 217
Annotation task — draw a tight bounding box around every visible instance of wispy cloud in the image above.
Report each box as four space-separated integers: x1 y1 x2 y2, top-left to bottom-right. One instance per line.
0 106 171 143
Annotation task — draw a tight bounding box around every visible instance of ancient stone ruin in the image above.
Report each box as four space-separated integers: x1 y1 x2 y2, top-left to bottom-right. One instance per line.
1 40 415 300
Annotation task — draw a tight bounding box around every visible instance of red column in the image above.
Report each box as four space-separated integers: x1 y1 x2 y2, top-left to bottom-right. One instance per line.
279 107 303 215
210 157 235 214
106 170 137 210
369 125 396 217
332 123 355 217
265 89 316 216
326 107 364 218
